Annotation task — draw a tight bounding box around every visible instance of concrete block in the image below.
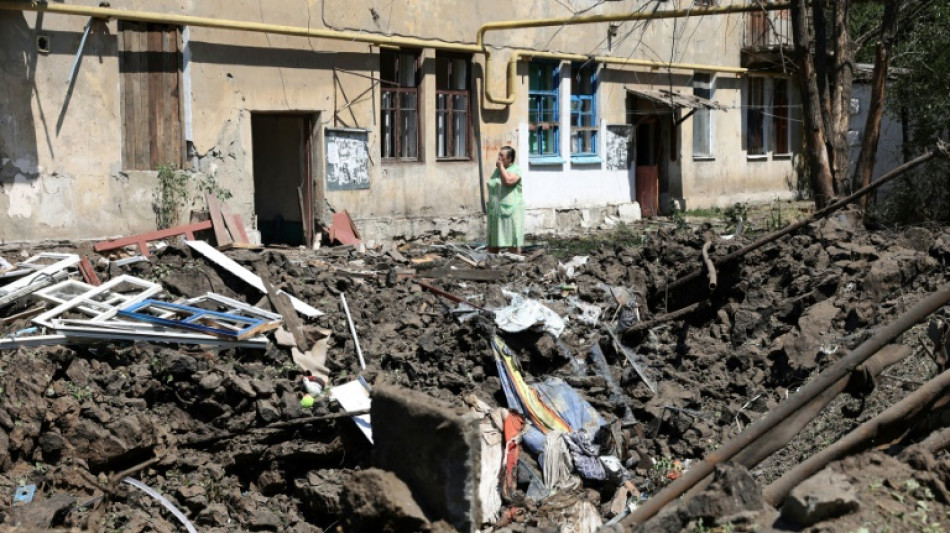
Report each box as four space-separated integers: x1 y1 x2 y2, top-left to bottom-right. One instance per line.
371 384 483 532
781 469 860 527
617 202 642 224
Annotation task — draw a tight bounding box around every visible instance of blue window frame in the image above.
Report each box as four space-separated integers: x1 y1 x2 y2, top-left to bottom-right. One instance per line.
528 62 560 159
571 62 598 160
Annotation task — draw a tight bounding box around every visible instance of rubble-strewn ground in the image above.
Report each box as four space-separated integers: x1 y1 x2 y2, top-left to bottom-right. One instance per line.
2 201 950 532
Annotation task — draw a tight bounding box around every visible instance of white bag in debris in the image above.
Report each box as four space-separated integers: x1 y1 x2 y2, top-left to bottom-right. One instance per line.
557 256 589 280
568 296 602 326
494 291 566 338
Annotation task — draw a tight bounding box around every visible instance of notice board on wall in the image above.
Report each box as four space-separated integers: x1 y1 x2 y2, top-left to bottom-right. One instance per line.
326 128 370 191
605 125 634 171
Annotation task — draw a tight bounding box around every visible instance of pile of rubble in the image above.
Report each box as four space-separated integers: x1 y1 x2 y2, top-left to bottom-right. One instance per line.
1 208 950 532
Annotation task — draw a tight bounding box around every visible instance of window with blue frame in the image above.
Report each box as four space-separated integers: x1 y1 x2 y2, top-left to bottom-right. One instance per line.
528 62 560 160
571 62 598 160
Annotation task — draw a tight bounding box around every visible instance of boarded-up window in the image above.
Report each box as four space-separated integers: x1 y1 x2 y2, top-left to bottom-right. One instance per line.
118 22 183 170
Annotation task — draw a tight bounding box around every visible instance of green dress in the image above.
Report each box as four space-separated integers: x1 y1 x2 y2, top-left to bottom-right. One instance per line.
487 163 525 248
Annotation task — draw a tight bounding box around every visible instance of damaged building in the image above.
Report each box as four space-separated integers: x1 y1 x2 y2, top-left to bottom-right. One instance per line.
1 0 802 245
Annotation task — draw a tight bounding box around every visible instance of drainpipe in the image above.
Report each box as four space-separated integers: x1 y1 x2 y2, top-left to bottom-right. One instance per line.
476 2 792 48
3 0 781 108
485 49 749 105
181 25 195 167
0 1 482 53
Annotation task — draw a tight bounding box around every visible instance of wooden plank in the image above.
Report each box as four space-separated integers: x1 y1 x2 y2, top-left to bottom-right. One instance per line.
205 193 233 246
132 23 148 170
0 305 47 326
78 257 101 286
228 214 250 244
217 243 262 252
118 23 132 168
256 261 308 351
94 220 213 256
416 268 505 282
184 240 321 318
148 26 162 169
165 26 183 167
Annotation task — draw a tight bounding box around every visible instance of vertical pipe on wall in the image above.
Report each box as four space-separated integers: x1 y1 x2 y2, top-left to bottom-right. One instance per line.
181 25 195 166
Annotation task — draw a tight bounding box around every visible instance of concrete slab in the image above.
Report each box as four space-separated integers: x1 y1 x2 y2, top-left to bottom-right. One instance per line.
371 384 483 532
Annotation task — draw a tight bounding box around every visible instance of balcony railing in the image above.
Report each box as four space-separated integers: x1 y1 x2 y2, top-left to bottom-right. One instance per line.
742 8 792 49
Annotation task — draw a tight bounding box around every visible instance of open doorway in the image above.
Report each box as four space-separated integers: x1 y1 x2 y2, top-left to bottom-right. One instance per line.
251 113 317 247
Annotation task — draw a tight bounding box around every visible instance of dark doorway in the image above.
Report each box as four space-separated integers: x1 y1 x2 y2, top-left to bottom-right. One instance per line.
251 114 315 246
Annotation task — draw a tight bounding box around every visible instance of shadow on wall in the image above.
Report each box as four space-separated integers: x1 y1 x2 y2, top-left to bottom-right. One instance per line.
0 12 40 188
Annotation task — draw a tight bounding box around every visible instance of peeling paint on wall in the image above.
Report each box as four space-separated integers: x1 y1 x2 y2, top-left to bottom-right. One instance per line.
7 173 35 218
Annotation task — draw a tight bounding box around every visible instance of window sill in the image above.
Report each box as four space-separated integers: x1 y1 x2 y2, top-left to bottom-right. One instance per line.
529 155 565 166
692 155 716 161
382 158 422 164
773 152 793 159
571 155 603 165
436 157 473 163
746 154 768 161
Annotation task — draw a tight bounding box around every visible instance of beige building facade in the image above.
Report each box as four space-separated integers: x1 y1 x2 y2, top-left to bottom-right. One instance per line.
0 0 802 245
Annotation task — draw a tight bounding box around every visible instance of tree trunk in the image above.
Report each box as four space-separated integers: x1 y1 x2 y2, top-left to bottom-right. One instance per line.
853 0 901 208
831 0 854 195
792 0 836 207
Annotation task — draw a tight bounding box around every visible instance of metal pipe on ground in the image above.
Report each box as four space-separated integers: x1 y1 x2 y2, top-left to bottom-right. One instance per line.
622 302 701 337
764 366 950 506
680 344 913 502
623 284 950 525
701 241 717 291
657 147 943 299
732 344 911 469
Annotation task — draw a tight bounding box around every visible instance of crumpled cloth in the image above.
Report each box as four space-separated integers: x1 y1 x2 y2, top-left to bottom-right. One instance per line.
542 431 576 492
494 290 565 338
565 430 606 481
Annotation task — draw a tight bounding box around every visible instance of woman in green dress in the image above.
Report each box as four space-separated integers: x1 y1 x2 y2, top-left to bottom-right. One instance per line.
487 146 525 253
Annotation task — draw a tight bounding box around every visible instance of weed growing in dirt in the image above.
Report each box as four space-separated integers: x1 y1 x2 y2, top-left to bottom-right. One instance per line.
155 164 189 229
766 199 785 231
670 206 689 232
648 456 683 492
722 202 749 231
154 163 233 230
65 381 92 402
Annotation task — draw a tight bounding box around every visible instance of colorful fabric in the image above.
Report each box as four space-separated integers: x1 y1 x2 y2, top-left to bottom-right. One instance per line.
487 163 525 248
502 413 525 500
491 335 570 434
522 377 607 458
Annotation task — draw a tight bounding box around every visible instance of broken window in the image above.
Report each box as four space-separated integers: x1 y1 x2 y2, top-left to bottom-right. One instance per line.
570 62 598 159
746 77 766 156
118 22 183 170
529 61 560 159
435 53 471 160
773 78 791 154
692 74 715 158
381 49 421 161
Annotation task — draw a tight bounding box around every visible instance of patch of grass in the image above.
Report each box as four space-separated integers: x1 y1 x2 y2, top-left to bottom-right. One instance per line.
685 207 722 218
546 223 647 260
